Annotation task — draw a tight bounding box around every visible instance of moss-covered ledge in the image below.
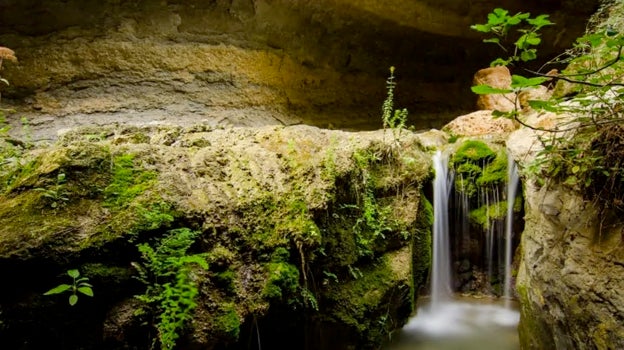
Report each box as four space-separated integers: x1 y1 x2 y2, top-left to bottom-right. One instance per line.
0 124 433 350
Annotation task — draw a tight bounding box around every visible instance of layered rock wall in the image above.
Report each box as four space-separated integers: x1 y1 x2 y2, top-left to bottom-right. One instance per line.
508 115 624 349
0 0 597 140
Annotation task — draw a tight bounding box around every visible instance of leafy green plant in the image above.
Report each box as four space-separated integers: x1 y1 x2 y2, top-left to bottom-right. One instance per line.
133 228 208 350
347 150 395 257
35 172 70 208
43 269 94 306
471 8 553 66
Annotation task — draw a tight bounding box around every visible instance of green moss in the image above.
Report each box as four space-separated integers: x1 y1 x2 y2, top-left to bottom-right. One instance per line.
452 140 496 165
80 263 133 285
215 303 241 341
451 141 510 199
469 201 508 230
262 248 299 300
454 162 483 197
323 249 411 346
214 269 236 292
275 196 321 246
468 195 522 231
0 190 95 257
413 194 433 293
516 281 555 349
262 261 300 300
477 151 508 187
103 154 157 209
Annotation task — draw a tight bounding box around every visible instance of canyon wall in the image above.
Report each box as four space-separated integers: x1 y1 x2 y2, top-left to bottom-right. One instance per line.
508 115 624 349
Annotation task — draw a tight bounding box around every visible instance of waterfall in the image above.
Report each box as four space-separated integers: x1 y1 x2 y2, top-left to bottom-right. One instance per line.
503 153 520 306
431 150 453 306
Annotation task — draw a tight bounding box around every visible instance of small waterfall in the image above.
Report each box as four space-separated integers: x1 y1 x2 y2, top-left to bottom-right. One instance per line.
431 150 453 306
503 153 520 306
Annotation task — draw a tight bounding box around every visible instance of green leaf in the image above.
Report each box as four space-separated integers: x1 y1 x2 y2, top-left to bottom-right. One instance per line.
471 84 512 94
69 294 78 306
571 165 580 174
492 8 509 18
471 24 492 33
525 35 541 46
490 58 512 66
520 49 538 62
511 75 549 88
527 14 553 29
528 100 558 112
492 110 513 119
564 176 578 186
581 33 604 47
78 286 94 297
67 269 80 278
43 284 72 295
483 38 500 44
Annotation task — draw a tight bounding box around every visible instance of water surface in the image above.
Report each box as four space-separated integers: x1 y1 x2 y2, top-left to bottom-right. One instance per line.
384 296 520 350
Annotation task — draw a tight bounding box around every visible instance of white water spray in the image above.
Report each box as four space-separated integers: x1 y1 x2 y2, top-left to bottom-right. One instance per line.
431 150 453 306
503 153 520 306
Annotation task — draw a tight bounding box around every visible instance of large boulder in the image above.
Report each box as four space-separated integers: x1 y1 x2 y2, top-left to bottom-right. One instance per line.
0 124 433 349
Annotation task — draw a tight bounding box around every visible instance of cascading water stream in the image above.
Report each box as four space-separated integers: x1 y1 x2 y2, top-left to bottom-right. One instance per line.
383 150 521 350
503 153 520 307
431 150 453 307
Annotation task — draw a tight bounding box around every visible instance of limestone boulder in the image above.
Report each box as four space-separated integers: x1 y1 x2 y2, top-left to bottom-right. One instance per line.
473 66 518 112
0 124 433 349
443 110 518 136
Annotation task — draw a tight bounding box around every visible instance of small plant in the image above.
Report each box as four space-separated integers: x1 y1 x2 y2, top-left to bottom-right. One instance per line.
43 269 94 306
382 66 408 141
133 228 208 350
35 172 70 208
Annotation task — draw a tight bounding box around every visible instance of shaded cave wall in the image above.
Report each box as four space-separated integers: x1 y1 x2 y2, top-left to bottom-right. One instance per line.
0 0 599 140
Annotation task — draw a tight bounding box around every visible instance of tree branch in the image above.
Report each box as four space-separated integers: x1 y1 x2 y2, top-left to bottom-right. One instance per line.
523 45 624 87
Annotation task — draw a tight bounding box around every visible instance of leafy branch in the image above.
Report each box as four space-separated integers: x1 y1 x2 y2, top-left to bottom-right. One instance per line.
470 8 553 66
470 7 624 227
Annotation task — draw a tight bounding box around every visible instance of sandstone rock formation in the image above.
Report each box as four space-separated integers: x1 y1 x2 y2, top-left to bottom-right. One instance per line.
507 112 624 349
0 0 598 140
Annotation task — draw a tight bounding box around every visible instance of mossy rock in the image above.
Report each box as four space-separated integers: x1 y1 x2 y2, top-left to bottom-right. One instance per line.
451 140 509 199
451 140 496 165
0 125 433 349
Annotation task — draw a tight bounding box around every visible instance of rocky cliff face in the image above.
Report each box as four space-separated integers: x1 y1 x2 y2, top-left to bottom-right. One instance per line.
0 0 598 141
508 113 624 349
